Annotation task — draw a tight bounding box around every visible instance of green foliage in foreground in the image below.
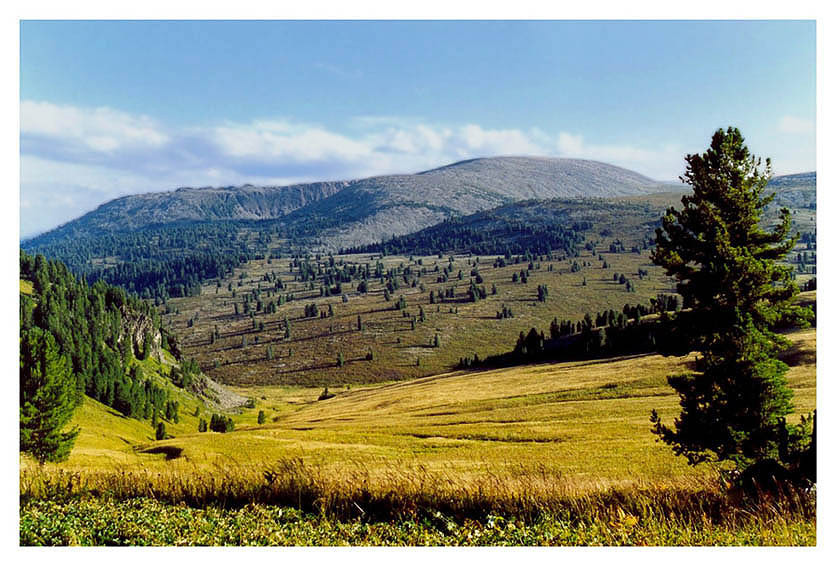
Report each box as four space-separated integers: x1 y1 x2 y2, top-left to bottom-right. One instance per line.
20 497 815 546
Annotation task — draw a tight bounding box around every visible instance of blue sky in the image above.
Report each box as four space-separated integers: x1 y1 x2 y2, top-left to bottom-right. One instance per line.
20 20 816 237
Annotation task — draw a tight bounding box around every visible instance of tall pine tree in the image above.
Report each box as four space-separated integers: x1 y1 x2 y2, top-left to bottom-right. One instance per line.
20 328 80 463
650 127 813 469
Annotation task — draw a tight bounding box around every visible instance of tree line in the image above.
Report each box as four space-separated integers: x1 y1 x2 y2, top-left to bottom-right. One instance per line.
342 217 591 258
20 251 190 462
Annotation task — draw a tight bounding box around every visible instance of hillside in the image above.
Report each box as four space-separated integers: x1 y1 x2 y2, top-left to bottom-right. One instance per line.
20 158 677 301
22 324 816 544
344 197 667 256
24 156 671 247
768 171 816 210
303 157 673 248
19 252 247 466
26 326 815 484
134 189 812 388
22 161 814 307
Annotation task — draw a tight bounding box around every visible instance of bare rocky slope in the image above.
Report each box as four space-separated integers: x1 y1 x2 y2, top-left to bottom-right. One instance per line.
768 172 816 210
304 157 673 248
26 157 673 248
63 180 353 232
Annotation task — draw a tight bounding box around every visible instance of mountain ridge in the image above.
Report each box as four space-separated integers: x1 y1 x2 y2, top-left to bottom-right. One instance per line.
23 158 814 252
24 156 674 247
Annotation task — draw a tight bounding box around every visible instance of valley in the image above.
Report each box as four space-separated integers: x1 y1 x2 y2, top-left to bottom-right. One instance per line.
20 325 816 545
19 156 817 546
18 19 819 549
156 190 815 389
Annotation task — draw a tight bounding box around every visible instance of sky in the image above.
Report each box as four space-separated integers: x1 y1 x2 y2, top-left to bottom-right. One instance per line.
19 20 816 238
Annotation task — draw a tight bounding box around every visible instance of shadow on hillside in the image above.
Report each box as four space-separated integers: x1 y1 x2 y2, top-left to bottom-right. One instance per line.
277 359 346 374
559 352 650 369
779 343 816 367
139 445 184 460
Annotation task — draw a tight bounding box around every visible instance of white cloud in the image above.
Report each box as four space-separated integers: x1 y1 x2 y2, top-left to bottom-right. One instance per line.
20 99 692 235
556 132 683 181
21 100 169 154
455 124 544 157
557 132 585 156
213 121 373 162
778 115 815 135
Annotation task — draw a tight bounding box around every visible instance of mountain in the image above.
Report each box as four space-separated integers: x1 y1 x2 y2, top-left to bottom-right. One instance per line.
21 158 815 302
25 157 672 249
344 197 667 257
31 180 351 244
767 172 816 210
294 157 674 248
768 171 816 190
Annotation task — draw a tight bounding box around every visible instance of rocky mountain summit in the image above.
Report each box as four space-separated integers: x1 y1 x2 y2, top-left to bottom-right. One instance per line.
27 156 673 248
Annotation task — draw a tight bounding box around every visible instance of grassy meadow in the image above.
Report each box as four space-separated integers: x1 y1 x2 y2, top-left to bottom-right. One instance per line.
20 324 816 545
26 326 814 481
160 193 815 389
166 247 679 388
19 197 816 545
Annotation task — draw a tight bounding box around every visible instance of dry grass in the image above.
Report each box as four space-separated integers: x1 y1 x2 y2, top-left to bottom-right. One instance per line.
20 460 817 546
20 455 817 550
20 295 816 545
25 328 815 503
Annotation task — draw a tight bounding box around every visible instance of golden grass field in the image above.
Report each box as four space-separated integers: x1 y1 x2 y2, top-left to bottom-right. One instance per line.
20 324 816 547
19 199 816 544
27 323 815 497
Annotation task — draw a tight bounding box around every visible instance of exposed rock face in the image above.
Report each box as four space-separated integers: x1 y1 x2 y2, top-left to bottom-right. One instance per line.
67 180 353 231
118 305 163 361
114 305 246 409
188 373 249 411
767 172 816 210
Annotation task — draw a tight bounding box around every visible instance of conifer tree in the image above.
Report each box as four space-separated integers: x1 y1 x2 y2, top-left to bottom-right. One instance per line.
650 127 813 469
141 331 153 360
20 328 79 463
